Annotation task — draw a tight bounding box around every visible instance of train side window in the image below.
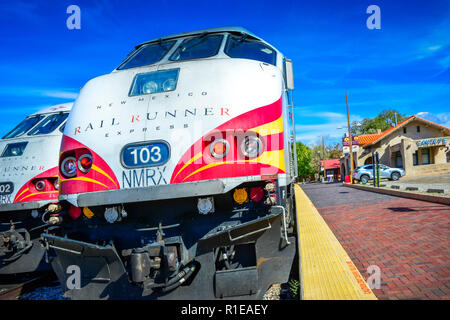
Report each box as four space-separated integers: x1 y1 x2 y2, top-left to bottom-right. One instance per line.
2 115 45 139
28 113 69 136
1 142 28 157
169 34 223 61
224 34 277 66
117 40 177 70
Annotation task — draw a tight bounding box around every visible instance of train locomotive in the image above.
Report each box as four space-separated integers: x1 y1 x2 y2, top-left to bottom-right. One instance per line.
44 27 298 299
0 103 72 275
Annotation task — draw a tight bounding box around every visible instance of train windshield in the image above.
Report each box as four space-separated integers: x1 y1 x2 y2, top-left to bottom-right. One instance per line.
2 115 45 139
225 34 277 66
170 34 223 61
117 40 177 70
28 112 69 136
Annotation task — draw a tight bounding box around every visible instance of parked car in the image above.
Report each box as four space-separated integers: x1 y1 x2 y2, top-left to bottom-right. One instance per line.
353 164 405 184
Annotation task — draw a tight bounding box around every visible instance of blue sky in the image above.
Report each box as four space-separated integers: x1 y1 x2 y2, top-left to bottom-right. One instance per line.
0 0 449 146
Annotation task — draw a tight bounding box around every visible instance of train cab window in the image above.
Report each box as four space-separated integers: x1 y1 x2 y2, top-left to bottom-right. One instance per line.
2 115 45 139
225 34 277 66
27 113 69 136
117 40 177 70
1 142 28 157
169 34 223 61
59 122 67 133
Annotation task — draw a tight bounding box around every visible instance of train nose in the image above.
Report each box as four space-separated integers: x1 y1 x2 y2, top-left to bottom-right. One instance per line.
59 135 119 195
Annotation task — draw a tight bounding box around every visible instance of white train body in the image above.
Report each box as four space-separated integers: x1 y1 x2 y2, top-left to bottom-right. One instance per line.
0 103 72 211
47 27 298 300
59 28 296 203
0 103 72 275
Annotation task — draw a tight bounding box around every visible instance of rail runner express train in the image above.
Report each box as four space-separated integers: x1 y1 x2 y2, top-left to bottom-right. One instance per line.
0 103 72 276
44 27 298 299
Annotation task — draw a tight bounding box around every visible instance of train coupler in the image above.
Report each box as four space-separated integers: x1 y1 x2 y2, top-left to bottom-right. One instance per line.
123 226 183 292
0 222 32 264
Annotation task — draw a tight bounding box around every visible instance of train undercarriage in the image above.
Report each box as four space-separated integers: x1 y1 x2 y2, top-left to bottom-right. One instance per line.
0 203 62 276
43 181 297 300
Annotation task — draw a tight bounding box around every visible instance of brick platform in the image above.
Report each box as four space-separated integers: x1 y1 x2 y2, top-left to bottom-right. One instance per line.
301 183 450 300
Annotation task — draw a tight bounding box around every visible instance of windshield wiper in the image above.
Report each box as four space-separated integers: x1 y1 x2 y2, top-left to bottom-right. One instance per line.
182 32 210 51
231 33 248 49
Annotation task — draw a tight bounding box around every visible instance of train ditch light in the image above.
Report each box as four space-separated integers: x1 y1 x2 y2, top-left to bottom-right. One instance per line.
197 197 214 215
104 205 128 223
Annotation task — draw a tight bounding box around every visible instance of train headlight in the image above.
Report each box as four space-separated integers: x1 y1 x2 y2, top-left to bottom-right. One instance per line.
162 78 176 92
197 197 214 215
61 156 77 178
240 135 263 158
142 81 158 94
53 179 60 190
35 180 46 191
78 154 93 173
129 69 179 96
210 139 229 159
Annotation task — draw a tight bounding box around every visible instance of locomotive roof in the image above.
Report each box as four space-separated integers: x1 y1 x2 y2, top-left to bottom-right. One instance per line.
136 26 268 50
32 102 73 116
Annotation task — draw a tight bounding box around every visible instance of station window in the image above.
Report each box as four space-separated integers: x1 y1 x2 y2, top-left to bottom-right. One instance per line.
169 34 223 61
28 113 69 136
417 126 420 132
2 115 45 139
224 34 277 66
413 150 418 166
117 40 177 70
403 127 407 134
421 148 430 165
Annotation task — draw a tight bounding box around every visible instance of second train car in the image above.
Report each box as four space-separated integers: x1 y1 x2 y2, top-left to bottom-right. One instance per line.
0 103 72 275
44 27 298 299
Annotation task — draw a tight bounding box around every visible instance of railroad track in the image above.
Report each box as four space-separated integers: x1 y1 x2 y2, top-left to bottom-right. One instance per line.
0 273 53 300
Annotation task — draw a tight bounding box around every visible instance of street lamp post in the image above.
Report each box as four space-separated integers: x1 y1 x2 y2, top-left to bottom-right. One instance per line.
346 94 354 184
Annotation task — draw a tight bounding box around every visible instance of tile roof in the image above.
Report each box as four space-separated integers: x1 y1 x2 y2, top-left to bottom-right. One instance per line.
321 159 341 169
356 115 450 147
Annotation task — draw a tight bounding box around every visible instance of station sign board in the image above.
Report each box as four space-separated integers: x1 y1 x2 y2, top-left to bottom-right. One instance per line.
415 137 448 147
342 136 359 146
343 145 359 154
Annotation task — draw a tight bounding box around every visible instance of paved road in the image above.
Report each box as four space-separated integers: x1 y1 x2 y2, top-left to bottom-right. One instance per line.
301 182 450 300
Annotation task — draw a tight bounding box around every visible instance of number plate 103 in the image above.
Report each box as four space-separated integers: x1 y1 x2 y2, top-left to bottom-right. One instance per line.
121 141 170 168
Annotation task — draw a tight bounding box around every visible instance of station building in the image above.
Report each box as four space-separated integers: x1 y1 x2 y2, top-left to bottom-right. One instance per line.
341 115 450 178
320 159 341 182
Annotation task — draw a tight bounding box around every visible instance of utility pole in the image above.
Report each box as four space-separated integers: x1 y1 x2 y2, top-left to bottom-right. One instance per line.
322 136 325 160
346 94 354 184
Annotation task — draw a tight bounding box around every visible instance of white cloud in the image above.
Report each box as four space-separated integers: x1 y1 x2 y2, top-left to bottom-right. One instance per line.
416 111 450 128
40 90 79 99
294 109 362 146
0 86 78 99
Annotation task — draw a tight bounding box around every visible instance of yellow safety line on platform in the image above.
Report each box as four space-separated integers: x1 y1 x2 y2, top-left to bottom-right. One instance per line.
295 185 377 300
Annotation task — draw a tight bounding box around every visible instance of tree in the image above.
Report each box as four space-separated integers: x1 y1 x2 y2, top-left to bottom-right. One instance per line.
326 143 342 159
296 142 316 178
351 109 408 135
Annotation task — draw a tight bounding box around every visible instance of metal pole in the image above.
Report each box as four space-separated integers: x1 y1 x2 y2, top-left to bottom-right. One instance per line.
346 94 354 184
